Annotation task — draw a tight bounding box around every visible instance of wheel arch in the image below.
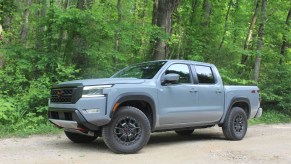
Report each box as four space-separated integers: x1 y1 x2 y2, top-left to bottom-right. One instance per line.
110 93 157 130
220 97 251 124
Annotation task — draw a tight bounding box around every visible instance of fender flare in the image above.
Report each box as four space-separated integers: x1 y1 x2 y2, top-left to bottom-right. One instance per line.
219 97 251 124
110 93 157 129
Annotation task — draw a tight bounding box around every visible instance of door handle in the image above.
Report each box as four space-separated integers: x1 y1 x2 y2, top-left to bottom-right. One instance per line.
215 89 222 94
189 89 198 93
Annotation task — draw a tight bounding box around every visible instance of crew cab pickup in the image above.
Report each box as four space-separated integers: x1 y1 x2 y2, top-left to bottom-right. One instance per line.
48 60 262 154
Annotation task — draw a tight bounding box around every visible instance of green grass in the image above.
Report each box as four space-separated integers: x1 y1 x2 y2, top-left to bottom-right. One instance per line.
249 110 291 125
0 123 62 138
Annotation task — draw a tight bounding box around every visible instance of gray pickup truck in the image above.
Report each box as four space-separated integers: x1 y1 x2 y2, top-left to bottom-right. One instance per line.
48 60 262 154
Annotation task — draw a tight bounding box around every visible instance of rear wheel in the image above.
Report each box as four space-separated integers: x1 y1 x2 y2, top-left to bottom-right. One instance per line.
102 106 151 154
175 129 194 136
64 131 97 143
222 107 248 140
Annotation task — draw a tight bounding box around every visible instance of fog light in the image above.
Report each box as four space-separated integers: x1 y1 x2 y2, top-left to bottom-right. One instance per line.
85 108 100 113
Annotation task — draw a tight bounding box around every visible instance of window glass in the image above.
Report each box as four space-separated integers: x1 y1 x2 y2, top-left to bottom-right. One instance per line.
112 61 166 79
165 64 191 83
195 66 215 84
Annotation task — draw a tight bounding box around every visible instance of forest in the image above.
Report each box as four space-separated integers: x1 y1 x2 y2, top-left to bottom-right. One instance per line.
0 0 290 135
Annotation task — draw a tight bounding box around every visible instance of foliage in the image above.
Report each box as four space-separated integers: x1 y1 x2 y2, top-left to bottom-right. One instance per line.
249 110 291 125
259 64 291 113
0 47 78 133
0 0 290 136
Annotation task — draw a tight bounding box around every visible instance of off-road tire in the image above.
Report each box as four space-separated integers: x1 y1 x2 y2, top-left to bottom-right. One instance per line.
175 129 194 136
102 106 151 154
222 107 248 140
64 131 97 143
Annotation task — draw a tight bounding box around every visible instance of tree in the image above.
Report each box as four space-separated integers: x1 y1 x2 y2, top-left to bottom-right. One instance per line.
114 0 122 63
35 0 47 51
254 0 267 82
216 0 233 63
152 0 180 60
279 8 291 64
20 0 32 43
0 23 2 40
241 0 260 65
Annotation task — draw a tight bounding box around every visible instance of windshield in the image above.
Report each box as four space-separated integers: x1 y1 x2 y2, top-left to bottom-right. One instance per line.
111 61 167 79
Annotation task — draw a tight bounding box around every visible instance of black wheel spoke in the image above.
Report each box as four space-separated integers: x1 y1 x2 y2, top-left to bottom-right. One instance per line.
120 134 127 142
114 116 141 146
233 114 245 133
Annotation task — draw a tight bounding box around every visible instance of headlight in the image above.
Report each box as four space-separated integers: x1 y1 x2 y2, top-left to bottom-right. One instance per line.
82 85 112 98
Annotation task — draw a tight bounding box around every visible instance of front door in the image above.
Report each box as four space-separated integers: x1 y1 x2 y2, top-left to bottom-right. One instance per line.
158 64 199 125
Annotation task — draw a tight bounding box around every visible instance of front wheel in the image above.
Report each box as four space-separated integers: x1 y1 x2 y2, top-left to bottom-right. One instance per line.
222 107 248 140
64 131 97 143
102 106 151 154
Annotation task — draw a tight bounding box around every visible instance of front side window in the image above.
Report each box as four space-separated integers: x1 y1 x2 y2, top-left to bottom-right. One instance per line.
112 61 167 79
165 64 191 83
195 66 215 84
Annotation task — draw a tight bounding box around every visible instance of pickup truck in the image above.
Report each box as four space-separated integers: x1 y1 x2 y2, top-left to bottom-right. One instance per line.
48 60 262 154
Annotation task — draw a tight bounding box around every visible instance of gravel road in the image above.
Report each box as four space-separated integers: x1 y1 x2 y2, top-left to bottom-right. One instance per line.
1 124 291 164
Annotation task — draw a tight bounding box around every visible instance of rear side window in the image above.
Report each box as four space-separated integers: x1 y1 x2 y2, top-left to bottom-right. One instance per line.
195 66 215 84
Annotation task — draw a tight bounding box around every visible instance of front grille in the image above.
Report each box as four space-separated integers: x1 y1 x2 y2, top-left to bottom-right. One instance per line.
51 88 75 103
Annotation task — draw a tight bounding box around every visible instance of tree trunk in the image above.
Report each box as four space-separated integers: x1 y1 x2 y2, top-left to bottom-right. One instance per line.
141 0 148 58
202 0 211 27
0 24 3 68
77 0 85 10
57 0 69 51
72 0 86 66
254 0 267 82
114 0 121 63
0 24 2 40
190 0 198 25
20 0 32 43
279 8 291 64
241 0 260 65
153 0 180 60
35 0 47 50
4 15 12 32
215 0 232 63
47 0 55 52
58 0 68 52
184 0 198 59
152 0 158 25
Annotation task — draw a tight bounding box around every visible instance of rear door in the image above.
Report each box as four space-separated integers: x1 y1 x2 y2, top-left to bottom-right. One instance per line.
192 65 224 122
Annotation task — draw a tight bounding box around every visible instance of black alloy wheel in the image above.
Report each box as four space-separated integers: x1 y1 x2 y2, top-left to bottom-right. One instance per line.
102 106 151 154
222 107 248 140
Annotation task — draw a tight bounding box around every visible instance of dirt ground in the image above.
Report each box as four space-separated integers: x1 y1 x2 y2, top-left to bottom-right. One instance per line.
1 124 291 164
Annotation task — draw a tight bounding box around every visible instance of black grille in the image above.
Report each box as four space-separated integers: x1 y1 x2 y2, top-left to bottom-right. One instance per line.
50 111 59 119
49 111 73 121
51 88 75 103
64 112 73 120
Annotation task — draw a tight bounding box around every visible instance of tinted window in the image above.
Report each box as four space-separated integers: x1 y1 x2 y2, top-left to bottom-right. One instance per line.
165 64 191 83
195 66 215 84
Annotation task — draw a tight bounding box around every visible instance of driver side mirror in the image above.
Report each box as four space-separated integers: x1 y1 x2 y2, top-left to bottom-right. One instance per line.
162 73 180 85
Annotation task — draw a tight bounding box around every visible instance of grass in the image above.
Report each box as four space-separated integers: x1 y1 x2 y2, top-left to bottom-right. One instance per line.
0 123 62 138
249 110 291 125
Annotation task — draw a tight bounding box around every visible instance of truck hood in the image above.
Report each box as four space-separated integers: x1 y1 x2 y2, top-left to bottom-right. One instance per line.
57 78 145 86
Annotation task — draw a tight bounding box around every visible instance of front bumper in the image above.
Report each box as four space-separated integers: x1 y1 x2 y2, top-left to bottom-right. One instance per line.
48 97 111 131
49 119 78 129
